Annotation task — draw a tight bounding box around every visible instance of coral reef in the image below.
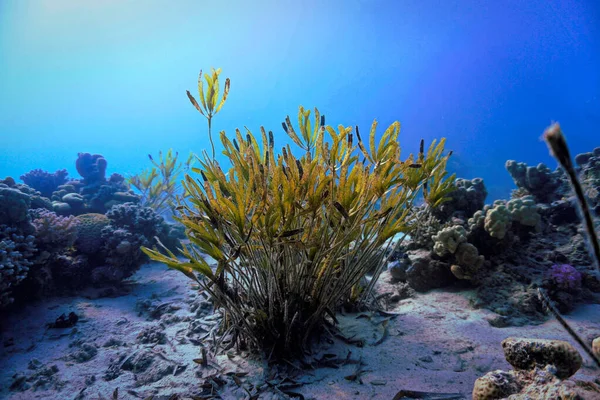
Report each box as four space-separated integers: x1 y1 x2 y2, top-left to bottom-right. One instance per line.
105 202 165 240
0 153 183 310
501 337 582 379
404 249 456 291
32 154 140 216
98 226 148 283
51 172 136 216
433 225 467 256
390 134 600 328
482 201 512 240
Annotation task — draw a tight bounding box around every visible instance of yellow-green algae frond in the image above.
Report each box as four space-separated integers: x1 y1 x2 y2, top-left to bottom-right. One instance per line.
143 106 454 356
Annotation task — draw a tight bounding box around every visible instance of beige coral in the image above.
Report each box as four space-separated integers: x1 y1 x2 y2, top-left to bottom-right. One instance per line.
451 242 484 280
507 195 541 228
432 225 467 256
484 201 511 239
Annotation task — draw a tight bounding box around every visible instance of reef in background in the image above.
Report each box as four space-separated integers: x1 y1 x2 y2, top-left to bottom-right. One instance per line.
0 153 185 313
384 146 600 327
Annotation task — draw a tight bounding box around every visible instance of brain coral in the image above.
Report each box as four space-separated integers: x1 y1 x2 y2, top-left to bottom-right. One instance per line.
75 213 110 254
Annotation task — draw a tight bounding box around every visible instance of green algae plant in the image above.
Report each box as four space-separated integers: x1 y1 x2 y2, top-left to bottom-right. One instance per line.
143 105 454 357
127 149 193 216
186 68 231 161
129 68 230 217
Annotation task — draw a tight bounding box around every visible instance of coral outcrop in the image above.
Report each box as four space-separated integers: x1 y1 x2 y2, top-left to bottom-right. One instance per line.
75 153 107 184
472 337 597 399
505 160 565 203
433 177 487 221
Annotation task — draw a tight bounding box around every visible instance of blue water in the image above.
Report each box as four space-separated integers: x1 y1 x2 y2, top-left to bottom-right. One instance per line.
0 0 598 201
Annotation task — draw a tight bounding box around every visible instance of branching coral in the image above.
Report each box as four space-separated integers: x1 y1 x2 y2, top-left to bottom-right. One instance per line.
405 207 443 250
0 225 36 308
105 202 166 241
143 105 454 356
30 209 79 251
19 169 68 198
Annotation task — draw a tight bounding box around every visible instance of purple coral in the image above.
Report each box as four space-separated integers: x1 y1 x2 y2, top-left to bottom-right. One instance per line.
19 169 68 198
548 264 582 292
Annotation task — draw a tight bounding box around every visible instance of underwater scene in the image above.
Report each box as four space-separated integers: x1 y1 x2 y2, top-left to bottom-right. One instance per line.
1 1 599 399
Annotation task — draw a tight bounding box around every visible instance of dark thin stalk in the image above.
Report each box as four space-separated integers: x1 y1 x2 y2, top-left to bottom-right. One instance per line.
538 288 600 368
543 123 600 271
208 117 216 161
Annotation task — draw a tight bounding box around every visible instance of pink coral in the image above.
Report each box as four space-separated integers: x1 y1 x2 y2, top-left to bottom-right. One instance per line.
30 209 79 250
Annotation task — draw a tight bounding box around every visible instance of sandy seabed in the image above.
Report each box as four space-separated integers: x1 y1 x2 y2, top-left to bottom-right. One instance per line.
1 261 599 400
